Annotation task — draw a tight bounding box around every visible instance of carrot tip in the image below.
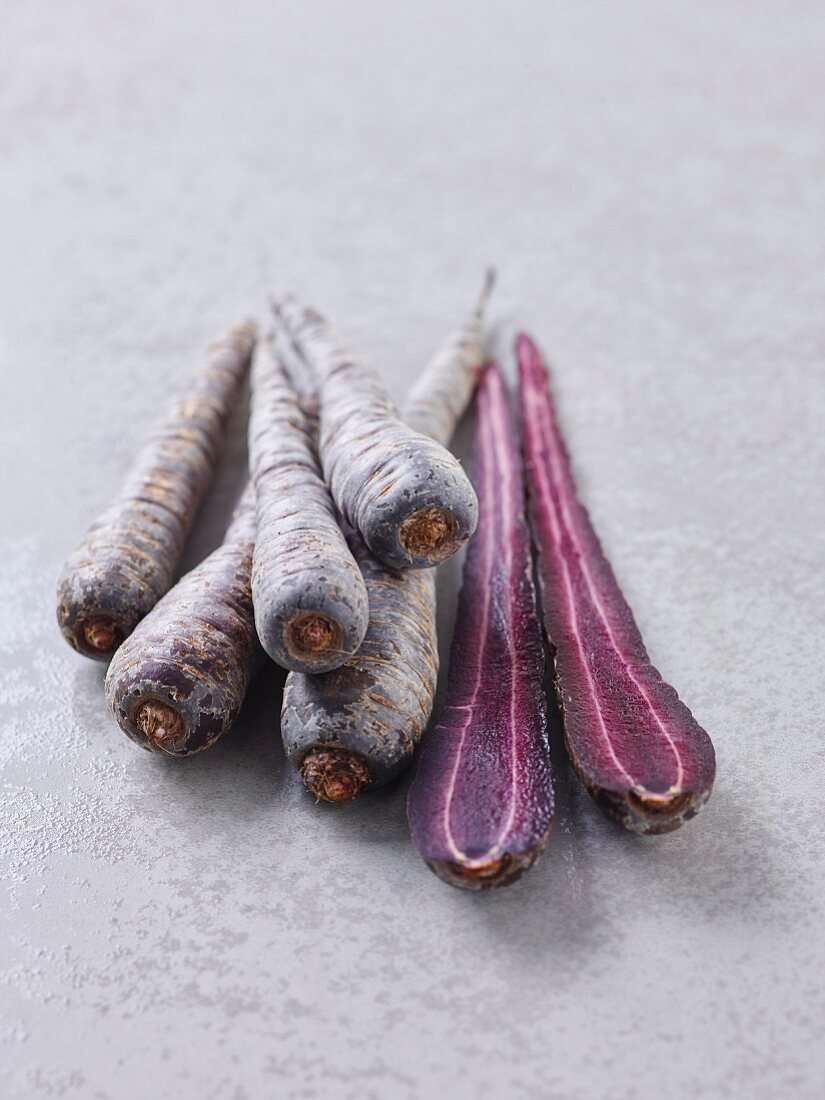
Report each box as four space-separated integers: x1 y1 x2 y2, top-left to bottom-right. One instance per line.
301 748 371 803
624 787 698 831
428 849 541 892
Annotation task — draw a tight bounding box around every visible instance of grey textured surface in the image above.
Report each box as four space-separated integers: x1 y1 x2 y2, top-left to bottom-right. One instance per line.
2 2 824 1098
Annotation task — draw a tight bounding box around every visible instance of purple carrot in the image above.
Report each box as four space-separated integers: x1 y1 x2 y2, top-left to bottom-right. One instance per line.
104 485 260 757
517 334 716 834
57 321 256 660
248 333 369 673
271 291 479 571
407 363 554 890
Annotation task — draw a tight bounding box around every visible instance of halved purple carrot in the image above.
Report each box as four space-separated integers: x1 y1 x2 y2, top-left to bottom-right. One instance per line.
407 363 554 889
517 334 716 834
57 321 256 660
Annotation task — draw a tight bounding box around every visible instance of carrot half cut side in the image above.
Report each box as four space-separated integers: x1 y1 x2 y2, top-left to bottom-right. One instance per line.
516 333 716 835
407 363 554 890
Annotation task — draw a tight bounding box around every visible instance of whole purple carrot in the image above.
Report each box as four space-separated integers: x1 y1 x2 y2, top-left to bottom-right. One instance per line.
517 334 716 834
57 321 256 660
271 291 478 571
407 363 554 890
248 333 369 672
105 485 260 757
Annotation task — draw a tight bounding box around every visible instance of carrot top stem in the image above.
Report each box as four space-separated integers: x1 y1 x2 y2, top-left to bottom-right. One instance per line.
285 612 342 660
300 748 372 803
398 506 460 560
83 617 119 654
134 700 187 754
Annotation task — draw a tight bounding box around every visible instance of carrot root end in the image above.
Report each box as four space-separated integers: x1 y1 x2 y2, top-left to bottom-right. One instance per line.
622 787 704 833
428 849 541 892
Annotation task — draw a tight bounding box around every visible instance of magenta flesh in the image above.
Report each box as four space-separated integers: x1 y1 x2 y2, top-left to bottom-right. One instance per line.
407 363 554 890
516 334 716 835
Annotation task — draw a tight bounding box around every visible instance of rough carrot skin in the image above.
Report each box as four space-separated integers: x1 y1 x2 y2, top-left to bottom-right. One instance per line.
57 322 256 661
407 363 554 890
517 334 716 834
249 334 368 672
281 280 492 801
104 485 260 757
272 292 478 570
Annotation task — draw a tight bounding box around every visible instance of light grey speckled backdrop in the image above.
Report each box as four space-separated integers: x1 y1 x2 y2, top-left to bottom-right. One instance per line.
2 2 824 1098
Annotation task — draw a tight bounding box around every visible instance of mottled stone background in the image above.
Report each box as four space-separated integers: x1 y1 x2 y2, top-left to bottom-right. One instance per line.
2 2 823 1097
